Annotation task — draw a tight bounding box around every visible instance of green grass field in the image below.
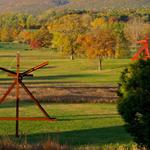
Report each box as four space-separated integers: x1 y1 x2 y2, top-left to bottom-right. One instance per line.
0 43 134 148
0 42 29 51
0 44 130 87
0 102 133 148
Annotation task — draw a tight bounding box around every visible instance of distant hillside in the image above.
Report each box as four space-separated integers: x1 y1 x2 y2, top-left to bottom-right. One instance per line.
65 0 150 10
0 0 68 14
0 0 149 14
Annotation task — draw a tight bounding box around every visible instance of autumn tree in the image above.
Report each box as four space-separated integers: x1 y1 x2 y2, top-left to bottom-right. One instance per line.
18 30 33 43
26 15 37 29
112 23 130 58
77 28 116 70
16 13 27 29
52 32 70 54
0 13 28 29
91 17 106 28
31 26 53 48
0 28 14 42
48 14 90 60
124 17 150 49
30 40 42 49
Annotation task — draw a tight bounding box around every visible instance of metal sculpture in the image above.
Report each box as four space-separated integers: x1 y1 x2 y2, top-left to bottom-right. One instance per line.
132 35 149 60
0 52 56 137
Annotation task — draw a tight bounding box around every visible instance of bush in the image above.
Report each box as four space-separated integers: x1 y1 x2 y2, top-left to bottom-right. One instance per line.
118 60 150 149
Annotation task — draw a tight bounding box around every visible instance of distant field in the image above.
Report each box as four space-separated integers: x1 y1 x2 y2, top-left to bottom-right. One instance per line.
0 102 133 148
0 43 130 87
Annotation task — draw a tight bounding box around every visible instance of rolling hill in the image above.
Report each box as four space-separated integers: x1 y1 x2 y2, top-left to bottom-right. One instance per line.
0 0 67 14
0 0 149 14
65 0 150 10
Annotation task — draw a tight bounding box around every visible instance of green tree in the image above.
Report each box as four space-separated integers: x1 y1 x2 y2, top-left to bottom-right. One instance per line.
118 60 150 149
112 23 130 58
17 13 27 29
26 15 37 29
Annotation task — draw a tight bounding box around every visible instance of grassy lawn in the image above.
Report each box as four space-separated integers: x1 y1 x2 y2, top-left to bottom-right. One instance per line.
0 42 29 51
0 48 130 87
0 43 134 148
0 102 133 148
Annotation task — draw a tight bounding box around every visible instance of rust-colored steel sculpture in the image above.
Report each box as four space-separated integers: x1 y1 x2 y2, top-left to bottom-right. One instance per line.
132 35 149 60
0 52 56 137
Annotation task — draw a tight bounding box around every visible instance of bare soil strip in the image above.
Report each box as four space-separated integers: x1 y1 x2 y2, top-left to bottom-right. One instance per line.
0 86 118 103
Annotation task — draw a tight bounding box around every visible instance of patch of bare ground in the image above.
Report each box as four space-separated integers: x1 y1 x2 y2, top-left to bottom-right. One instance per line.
0 86 118 103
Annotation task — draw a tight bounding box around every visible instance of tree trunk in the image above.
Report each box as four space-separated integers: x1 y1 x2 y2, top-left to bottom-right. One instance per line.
70 48 74 60
70 54 74 60
98 57 102 70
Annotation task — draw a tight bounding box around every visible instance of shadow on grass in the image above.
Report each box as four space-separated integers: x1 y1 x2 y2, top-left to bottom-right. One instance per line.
0 101 39 108
0 74 98 87
58 114 119 121
0 74 97 81
0 103 132 146
2 126 131 147
23 126 132 146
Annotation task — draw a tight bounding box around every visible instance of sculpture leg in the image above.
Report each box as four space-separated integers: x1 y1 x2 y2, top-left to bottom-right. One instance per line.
0 80 16 104
19 81 55 120
16 52 20 137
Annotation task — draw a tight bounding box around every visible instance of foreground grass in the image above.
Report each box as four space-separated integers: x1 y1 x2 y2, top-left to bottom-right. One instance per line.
0 139 141 150
0 49 130 86
0 138 141 150
0 102 133 148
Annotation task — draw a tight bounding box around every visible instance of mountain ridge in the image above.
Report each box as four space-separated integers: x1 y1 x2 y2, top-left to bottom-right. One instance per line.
0 0 149 14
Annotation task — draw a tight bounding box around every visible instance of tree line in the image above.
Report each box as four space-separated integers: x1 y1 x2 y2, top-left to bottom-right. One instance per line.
0 9 150 70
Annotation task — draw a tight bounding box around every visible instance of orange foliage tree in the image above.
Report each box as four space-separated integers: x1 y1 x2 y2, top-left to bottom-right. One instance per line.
31 27 53 48
18 30 33 44
77 28 116 70
30 40 42 49
18 27 53 49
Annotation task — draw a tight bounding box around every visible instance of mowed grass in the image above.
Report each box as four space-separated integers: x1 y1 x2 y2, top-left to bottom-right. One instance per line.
0 42 29 51
0 44 134 148
0 102 133 148
0 48 130 87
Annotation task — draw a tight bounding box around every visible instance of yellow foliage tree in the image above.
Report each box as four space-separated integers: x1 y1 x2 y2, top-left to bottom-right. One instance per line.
0 28 13 42
48 14 89 59
91 17 106 28
52 32 70 54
